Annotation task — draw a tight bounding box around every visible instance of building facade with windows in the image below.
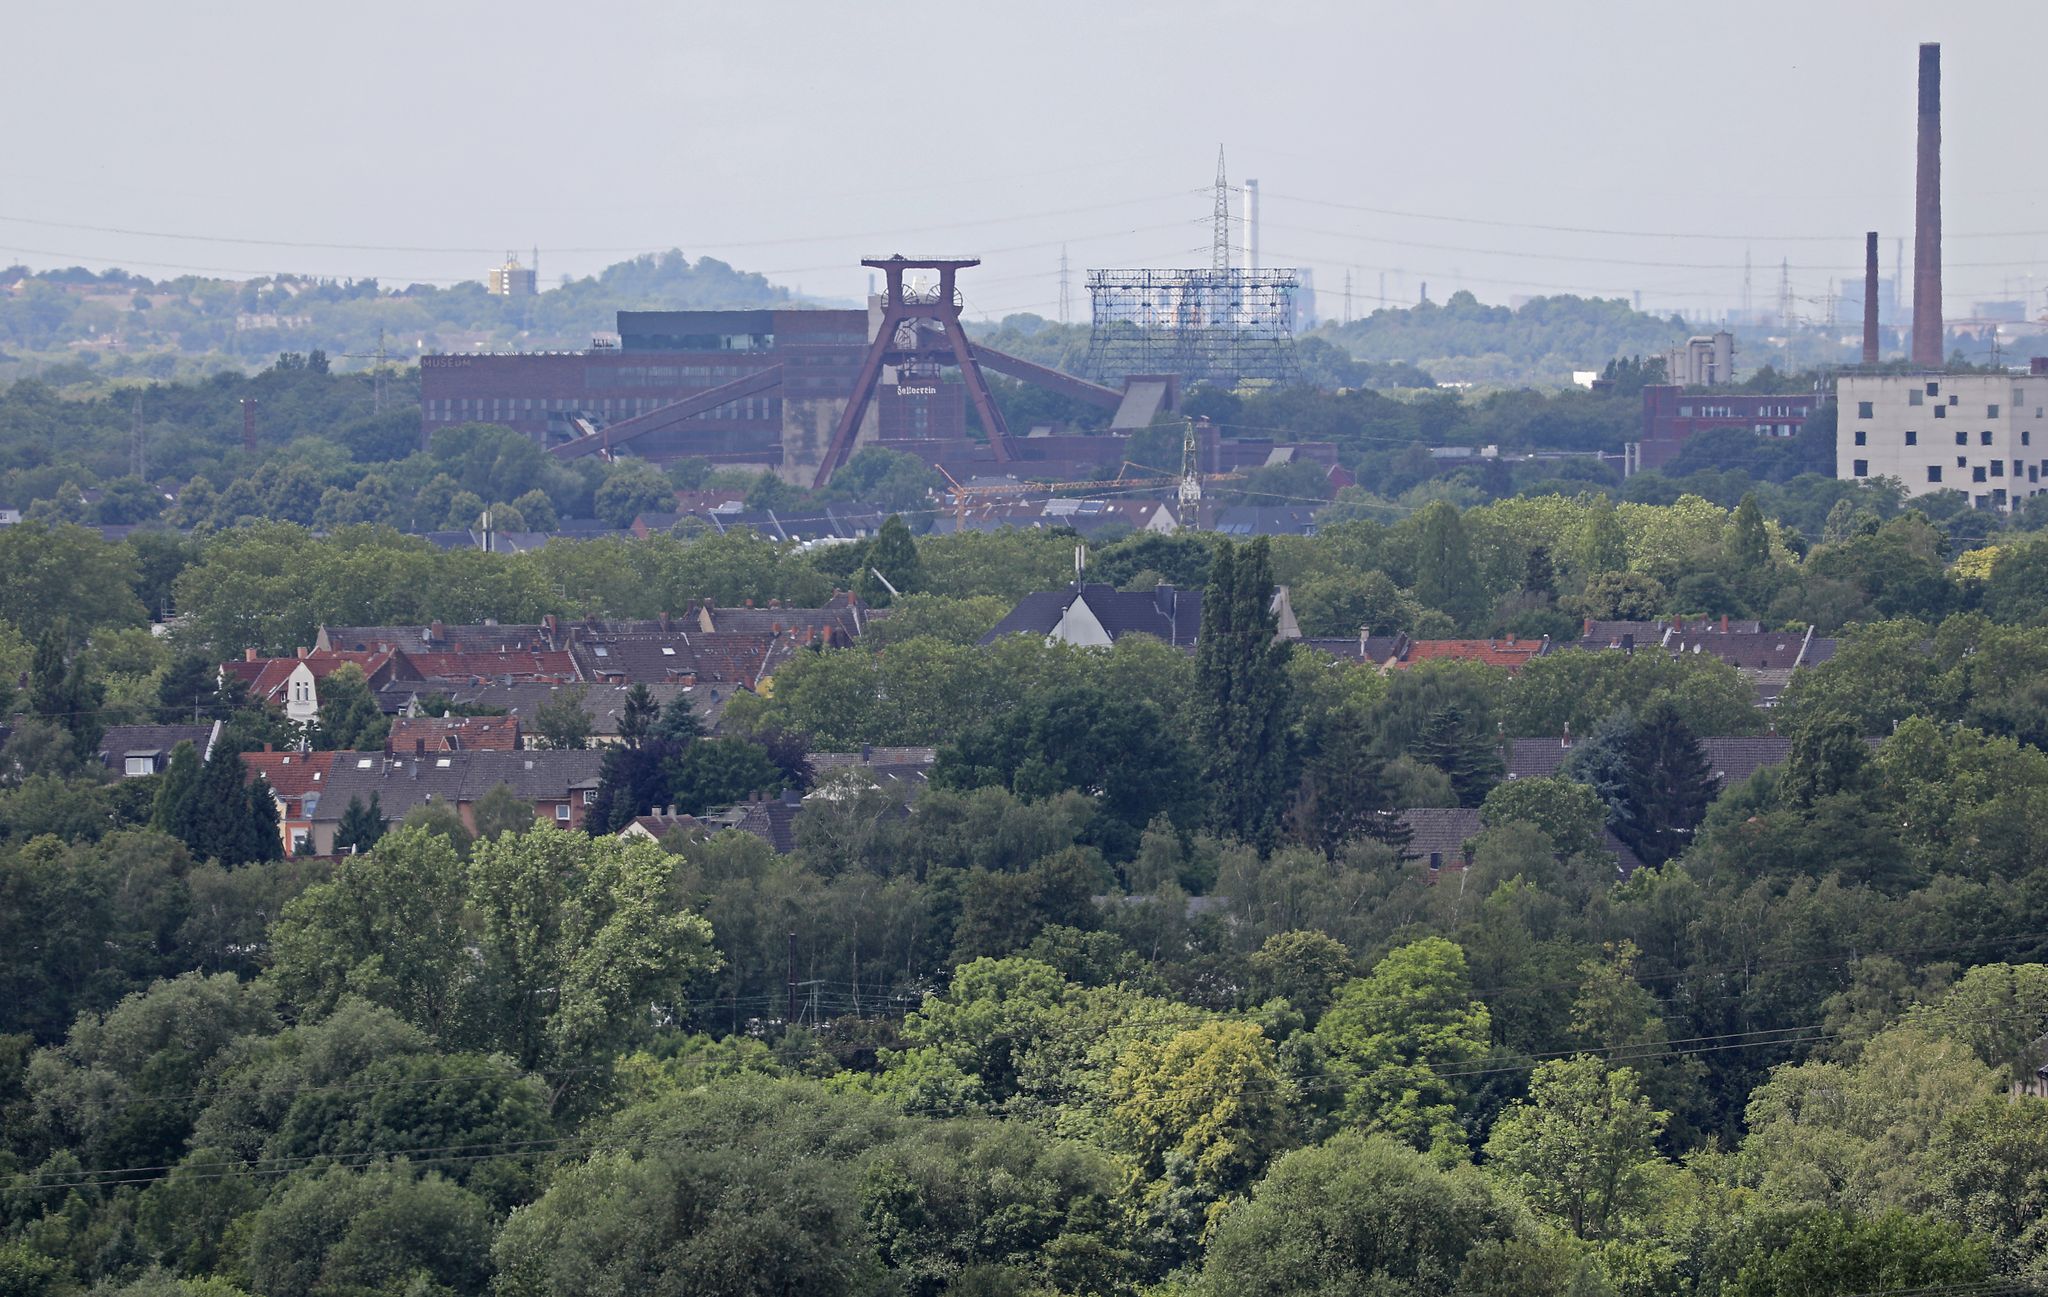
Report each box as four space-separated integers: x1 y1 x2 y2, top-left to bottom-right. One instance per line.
1837 368 2048 512
1630 384 1820 473
418 308 889 465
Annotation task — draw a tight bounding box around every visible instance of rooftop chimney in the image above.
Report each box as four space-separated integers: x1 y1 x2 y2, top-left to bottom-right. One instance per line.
1863 231 1881 364
1912 42 1943 367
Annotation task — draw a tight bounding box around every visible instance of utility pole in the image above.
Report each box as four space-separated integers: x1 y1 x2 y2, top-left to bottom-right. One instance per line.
1057 246 1070 325
1342 269 1353 325
786 930 797 1025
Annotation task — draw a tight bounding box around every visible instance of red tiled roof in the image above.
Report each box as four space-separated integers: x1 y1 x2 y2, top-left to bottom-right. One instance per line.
388 715 522 752
403 649 579 683
223 651 403 706
241 750 338 815
1391 639 1548 671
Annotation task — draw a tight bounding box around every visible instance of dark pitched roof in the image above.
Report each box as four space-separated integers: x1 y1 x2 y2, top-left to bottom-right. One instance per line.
381 680 725 734
717 790 806 853
979 583 1203 648
309 748 604 822
98 723 213 769
1397 808 1485 864
1211 505 1322 536
571 631 794 689
1396 805 1645 877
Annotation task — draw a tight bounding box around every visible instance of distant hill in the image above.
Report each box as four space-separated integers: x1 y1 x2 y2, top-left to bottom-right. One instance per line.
0 250 796 381
1313 291 1691 386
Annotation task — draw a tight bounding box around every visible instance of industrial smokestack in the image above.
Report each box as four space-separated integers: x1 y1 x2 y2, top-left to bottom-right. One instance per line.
1912 42 1943 368
1863 231 1881 364
1242 178 1259 272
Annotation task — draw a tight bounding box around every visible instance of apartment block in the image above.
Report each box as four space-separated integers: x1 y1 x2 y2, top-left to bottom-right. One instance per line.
1837 367 2048 512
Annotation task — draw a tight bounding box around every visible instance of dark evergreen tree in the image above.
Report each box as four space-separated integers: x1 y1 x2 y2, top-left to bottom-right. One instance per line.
181 744 280 865
30 628 103 762
244 775 283 863
858 513 927 605
654 694 705 746
1613 699 1715 867
1559 709 1634 821
1286 707 1409 856
155 653 225 723
336 792 386 854
617 684 658 748
1412 501 1483 629
151 739 201 838
590 744 662 833
1195 538 1292 850
1408 704 1505 807
1523 544 1557 599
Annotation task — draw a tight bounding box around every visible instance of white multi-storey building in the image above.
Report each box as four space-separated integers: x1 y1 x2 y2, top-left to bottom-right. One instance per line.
1837 369 2048 512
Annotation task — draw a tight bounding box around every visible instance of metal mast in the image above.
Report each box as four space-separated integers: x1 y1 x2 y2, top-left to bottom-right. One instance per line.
1211 146 1230 273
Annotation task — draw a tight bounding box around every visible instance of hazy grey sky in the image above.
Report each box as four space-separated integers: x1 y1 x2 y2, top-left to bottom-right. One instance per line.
8 0 2047 321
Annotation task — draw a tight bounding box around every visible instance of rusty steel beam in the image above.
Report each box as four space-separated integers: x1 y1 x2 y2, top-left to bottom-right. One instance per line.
546 365 784 460
970 345 1125 410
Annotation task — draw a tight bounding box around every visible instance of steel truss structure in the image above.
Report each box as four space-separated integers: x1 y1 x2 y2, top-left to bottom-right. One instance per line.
1083 267 1302 387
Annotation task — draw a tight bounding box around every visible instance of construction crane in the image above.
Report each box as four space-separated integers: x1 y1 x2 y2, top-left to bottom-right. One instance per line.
932 456 1244 533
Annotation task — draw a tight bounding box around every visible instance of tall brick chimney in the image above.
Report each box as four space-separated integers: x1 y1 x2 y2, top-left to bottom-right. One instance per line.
1863 231 1881 364
1911 42 1943 368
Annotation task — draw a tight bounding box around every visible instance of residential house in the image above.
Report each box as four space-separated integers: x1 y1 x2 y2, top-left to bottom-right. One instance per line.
981 583 1205 649
623 747 938 853
241 749 339 856
222 648 413 729
317 620 550 654
401 648 580 686
1209 505 1322 537
1568 616 1835 706
97 722 218 778
387 714 522 753
1384 636 1551 674
929 498 1178 537
381 680 730 741
1294 633 1408 664
571 628 797 692
980 581 1306 651
1396 806 1643 878
306 748 605 854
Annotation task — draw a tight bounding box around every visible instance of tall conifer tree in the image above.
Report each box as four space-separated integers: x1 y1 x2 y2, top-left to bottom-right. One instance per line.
1196 538 1291 850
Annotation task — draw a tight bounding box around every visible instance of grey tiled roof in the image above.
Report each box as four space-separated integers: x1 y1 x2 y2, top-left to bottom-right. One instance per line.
99 724 214 768
310 748 605 822
381 680 736 734
980 583 1203 648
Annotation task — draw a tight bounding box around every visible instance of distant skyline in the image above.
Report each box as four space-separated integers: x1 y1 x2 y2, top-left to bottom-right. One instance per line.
8 0 2048 323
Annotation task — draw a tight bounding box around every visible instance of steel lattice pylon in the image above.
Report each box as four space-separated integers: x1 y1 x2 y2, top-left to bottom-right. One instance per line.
1083 267 1302 387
